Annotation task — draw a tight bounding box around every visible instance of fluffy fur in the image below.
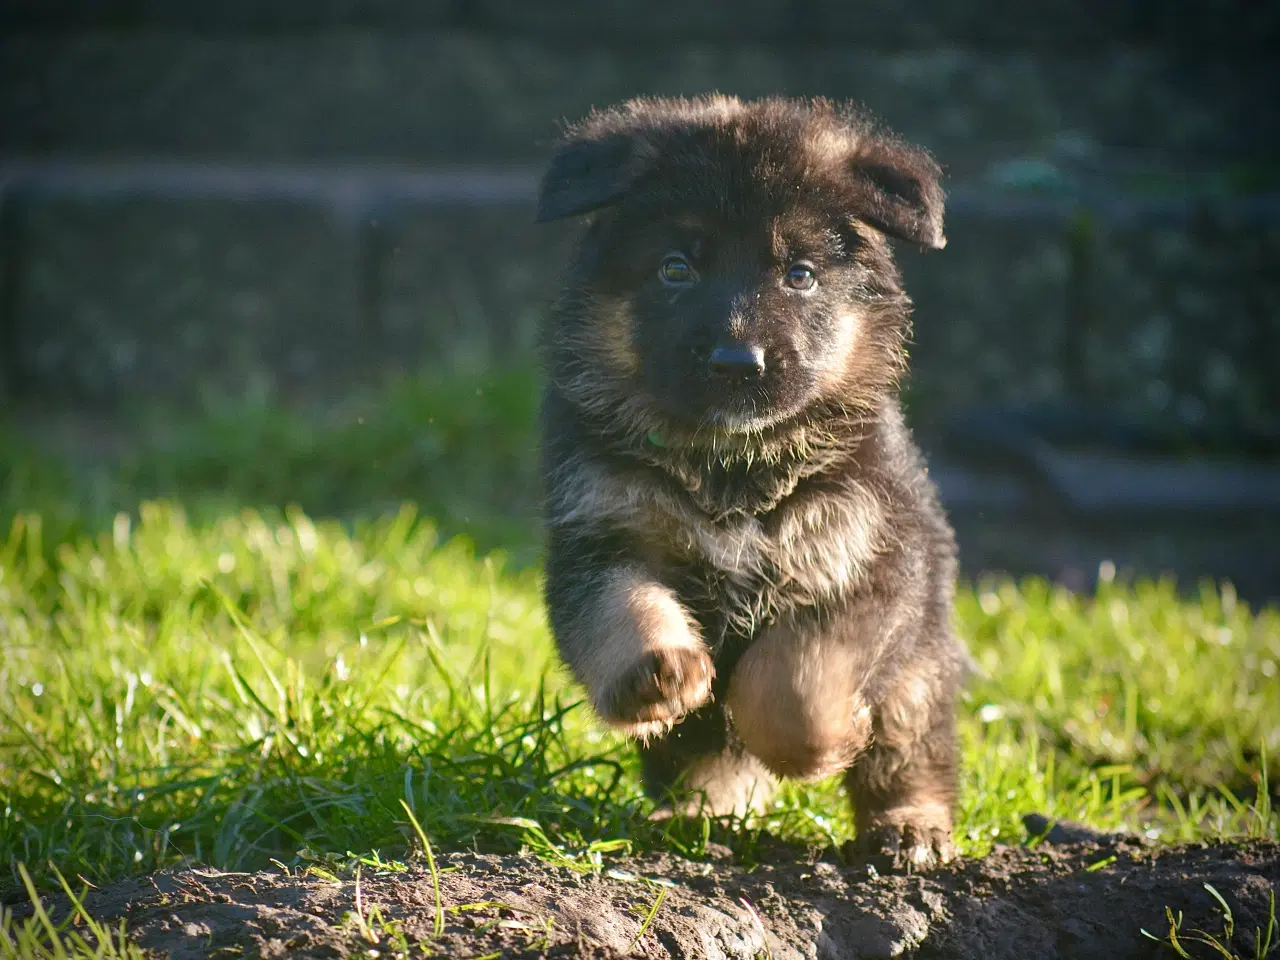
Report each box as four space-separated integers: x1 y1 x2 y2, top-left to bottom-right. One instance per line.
535 94 969 868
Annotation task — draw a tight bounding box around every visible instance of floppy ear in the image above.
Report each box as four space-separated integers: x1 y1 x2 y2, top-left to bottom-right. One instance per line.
535 133 644 223
847 141 947 250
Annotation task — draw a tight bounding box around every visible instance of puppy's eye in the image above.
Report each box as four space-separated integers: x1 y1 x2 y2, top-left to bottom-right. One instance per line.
785 262 817 291
659 254 697 286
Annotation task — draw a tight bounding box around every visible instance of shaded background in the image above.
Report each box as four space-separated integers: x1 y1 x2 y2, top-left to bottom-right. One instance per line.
2 0 1279 600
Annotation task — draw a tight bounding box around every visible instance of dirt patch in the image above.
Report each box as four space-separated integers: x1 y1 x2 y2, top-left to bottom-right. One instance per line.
23 835 1280 959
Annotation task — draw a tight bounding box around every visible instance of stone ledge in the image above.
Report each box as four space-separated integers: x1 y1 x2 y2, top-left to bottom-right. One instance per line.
5 195 362 402
7 159 1277 225
3 162 1277 430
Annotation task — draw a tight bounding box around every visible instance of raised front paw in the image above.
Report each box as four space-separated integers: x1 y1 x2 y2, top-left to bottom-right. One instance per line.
598 646 714 741
850 818 956 873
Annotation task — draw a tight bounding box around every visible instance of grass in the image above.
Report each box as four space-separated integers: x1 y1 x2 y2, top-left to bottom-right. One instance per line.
1143 885 1278 959
1 363 1278 918
0 864 144 960
3 364 543 566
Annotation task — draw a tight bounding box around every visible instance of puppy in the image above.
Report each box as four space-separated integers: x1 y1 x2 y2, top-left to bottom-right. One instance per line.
534 95 967 869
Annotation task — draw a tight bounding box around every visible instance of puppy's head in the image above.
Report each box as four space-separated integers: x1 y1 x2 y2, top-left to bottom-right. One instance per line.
538 95 945 441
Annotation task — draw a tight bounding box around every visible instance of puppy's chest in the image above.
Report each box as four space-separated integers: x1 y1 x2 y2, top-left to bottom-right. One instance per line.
551 452 884 610
646 506 775 582
630 473 884 620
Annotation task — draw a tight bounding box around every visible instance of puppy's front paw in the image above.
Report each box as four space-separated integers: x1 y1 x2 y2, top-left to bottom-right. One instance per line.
599 647 714 740
851 819 956 873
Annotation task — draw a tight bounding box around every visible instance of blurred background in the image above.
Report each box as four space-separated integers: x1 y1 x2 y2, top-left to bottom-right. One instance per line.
2 0 1279 602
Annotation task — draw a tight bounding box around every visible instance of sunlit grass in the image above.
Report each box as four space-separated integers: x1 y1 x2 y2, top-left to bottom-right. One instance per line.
1 365 1277 904
2 500 1276 898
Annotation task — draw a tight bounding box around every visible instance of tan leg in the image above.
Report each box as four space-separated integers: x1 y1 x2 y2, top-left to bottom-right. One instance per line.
724 618 873 781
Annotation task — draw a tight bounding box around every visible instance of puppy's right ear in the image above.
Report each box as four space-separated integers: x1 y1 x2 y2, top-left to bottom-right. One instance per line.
535 133 644 223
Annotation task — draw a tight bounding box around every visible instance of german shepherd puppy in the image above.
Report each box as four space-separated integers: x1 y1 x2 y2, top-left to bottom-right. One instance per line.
534 95 967 868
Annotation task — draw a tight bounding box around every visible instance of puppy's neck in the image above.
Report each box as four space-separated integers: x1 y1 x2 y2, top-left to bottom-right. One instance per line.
633 404 879 521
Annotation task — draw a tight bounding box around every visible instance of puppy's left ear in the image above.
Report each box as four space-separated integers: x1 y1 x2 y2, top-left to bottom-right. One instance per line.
848 140 947 250
535 132 646 224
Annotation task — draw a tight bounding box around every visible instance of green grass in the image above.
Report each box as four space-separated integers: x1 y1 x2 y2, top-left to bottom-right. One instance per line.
1 864 144 959
2 364 544 565
1143 884 1278 960
1 365 1278 910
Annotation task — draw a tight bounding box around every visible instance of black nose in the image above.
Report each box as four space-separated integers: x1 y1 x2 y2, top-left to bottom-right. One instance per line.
709 343 766 378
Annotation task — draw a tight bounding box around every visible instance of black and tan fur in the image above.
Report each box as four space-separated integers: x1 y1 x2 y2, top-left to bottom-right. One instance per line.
535 95 968 868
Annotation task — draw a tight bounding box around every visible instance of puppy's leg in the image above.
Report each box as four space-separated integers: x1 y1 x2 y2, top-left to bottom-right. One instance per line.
725 617 874 783
641 703 778 820
845 661 960 870
544 536 713 740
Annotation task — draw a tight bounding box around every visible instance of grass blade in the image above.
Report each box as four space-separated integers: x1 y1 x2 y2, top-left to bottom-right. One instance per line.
400 799 445 938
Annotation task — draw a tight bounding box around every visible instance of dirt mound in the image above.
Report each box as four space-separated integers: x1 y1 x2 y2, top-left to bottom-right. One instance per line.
24 836 1280 959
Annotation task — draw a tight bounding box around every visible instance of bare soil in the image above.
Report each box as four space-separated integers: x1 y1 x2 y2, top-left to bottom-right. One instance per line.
21 829 1280 959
